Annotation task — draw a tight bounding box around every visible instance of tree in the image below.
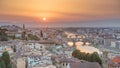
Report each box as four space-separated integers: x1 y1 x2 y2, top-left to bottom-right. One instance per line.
0 58 6 68
7 64 12 68
22 31 26 40
0 52 12 68
86 53 91 61
12 34 16 40
40 30 43 37
91 52 102 66
0 28 8 41
28 34 40 41
72 50 102 66
72 50 81 58
2 51 11 67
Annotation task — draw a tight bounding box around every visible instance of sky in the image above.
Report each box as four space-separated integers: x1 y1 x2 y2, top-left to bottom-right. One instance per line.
0 0 120 27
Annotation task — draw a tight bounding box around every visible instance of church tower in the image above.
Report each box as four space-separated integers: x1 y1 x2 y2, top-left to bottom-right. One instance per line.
23 24 25 30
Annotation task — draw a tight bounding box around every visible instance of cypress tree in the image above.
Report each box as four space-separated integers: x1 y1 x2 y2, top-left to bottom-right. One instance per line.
0 58 6 68
2 51 11 67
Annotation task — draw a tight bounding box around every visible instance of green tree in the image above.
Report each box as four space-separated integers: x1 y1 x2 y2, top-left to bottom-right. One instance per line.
28 34 40 41
7 64 12 68
91 52 102 66
72 50 102 66
22 31 26 40
0 28 8 41
86 53 91 61
0 58 6 68
2 51 11 67
72 50 81 58
12 34 16 40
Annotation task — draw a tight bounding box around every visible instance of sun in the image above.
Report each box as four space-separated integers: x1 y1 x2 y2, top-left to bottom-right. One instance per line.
42 17 46 21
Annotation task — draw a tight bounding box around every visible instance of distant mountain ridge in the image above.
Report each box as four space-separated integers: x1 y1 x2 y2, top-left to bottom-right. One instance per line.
0 25 22 31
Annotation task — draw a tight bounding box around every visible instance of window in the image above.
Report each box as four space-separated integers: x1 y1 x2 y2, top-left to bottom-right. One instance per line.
66 63 68 66
41 46 42 48
63 63 64 66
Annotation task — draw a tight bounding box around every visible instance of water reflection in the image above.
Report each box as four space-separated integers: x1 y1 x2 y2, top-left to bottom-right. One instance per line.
67 41 101 54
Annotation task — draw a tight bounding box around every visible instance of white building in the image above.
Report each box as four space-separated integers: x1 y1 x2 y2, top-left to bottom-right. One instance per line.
27 56 53 68
0 44 14 56
26 42 45 51
16 58 26 68
33 64 56 68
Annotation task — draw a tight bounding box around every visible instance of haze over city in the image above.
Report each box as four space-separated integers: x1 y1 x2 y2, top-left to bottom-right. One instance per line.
1 0 120 68
0 0 120 27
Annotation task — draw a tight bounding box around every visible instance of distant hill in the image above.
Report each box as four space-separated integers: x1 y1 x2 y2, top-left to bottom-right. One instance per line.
0 25 22 31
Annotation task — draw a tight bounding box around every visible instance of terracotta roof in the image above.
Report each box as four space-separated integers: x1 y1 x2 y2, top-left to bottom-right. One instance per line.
112 56 120 63
27 41 56 44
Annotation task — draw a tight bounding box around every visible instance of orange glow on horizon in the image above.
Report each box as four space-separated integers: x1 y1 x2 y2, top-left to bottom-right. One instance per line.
42 17 46 21
0 0 119 24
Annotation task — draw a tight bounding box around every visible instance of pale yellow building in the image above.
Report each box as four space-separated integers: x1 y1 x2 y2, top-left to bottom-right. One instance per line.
16 58 26 68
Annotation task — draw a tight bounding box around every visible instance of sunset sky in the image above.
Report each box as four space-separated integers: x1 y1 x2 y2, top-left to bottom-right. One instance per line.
0 0 120 27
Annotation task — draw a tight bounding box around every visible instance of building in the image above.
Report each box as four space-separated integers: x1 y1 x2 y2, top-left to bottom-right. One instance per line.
33 64 56 68
52 55 102 68
11 57 27 68
17 58 26 68
108 56 120 68
25 42 45 51
70 62 102 68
